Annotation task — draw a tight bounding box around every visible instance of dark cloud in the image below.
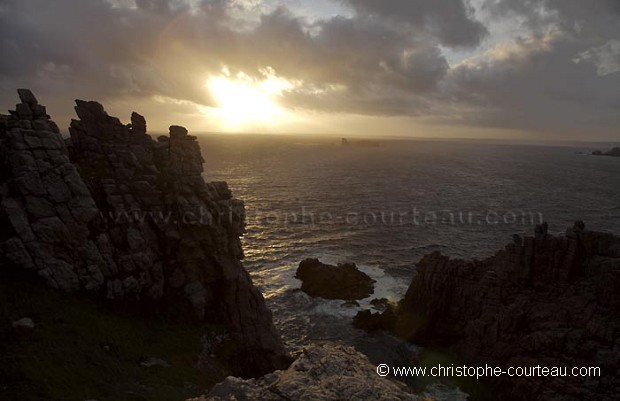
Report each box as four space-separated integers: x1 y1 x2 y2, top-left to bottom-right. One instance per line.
0 0 618 138
437 0 620 135
342 0 488 48
443 33 620 135
484 0 620 38
0 0 451 117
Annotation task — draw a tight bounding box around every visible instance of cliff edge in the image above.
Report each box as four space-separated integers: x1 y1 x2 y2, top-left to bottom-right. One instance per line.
188 343 421 401
390 222 619 400
0 89 289 377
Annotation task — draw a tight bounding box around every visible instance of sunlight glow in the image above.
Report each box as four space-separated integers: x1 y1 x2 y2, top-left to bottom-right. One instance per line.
206 68 293 129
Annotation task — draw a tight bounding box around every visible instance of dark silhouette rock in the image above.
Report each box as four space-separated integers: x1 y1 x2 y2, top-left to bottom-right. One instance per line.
573 220 586 231
606 146 620 156
592 147 620 157
353 305 397 332
370 297 391 310
130 112 147 134
295 258 375 300
169 125 189 138
340 137 382 147
379 224 620 401
17 89 38 106
0 90 289 377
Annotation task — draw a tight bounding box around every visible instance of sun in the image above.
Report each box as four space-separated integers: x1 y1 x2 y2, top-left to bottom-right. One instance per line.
206 69 293 129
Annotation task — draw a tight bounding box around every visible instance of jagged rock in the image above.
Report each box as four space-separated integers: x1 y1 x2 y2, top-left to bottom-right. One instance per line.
169 125 188 138
379 223 620 401
189 344 419 401
130 112 147 134
512 233 522 245
353 307 397 332
0 89 289 377
534 221 548 236
17 89 38 106
354 298 398 332
370 297 391 311
295 258 375 300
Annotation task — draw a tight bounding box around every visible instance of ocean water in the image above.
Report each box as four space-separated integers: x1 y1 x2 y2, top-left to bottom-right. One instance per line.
202 134 619 391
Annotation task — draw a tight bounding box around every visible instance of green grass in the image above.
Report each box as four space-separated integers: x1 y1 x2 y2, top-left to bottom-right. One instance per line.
413 349 493 401
0 272 226 401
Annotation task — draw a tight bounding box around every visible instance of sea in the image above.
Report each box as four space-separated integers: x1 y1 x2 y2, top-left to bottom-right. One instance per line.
202 134 620 399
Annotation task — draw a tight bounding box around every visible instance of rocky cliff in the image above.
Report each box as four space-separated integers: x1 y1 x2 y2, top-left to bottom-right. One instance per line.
390 222 620 400
0 89 289 376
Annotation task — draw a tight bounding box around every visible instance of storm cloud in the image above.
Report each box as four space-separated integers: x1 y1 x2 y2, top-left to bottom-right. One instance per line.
0 0 618 138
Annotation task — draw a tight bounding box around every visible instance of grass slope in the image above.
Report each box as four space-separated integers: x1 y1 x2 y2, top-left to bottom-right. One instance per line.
0 272 224 401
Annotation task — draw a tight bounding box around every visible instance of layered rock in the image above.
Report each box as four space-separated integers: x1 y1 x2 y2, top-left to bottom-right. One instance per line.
0 90 289 376
382 222 620 400
296 258 375 300
189 343 419 401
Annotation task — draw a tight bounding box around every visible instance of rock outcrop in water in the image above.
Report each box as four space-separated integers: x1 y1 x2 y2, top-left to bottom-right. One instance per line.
359 222 620 400
296 258 375 300
0 89 289 376
188 343 419 401
592 147 620 157
341 137 382 147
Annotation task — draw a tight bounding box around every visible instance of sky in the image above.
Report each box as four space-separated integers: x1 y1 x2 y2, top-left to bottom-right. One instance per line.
0 0 619 140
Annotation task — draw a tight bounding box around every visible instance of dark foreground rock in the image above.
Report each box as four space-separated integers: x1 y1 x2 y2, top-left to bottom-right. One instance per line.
0 90 289 377
592 146 620 157
353 303 398 332
296 258 375 300
188 343 419 401
363 222 620 401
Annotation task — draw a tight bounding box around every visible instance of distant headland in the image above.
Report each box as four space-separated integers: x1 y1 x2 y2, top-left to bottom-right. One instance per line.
592 146 620 157
341 137 382 147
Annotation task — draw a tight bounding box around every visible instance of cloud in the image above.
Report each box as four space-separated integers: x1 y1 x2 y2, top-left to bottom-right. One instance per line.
574 39 620 76
0 0 618 138
436 0 620 135
0 0 452 117
443 32 620 135
341 0 488 48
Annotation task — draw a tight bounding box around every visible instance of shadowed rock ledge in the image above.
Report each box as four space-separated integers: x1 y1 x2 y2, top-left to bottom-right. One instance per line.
357 222 620 400
188 343 420 401
0 89 289 377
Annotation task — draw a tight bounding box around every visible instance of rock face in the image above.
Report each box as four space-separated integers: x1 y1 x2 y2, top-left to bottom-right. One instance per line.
353 303 398 332
592 147 620 157
189 343 419 401
0 90 288 376
388 223 620 400
296 258 375 300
